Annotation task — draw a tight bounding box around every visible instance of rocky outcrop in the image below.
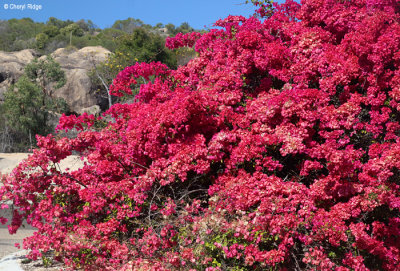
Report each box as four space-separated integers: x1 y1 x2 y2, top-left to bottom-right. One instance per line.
76 104 101 115
0 49 38 100
48 46 110 112
0 46 110 113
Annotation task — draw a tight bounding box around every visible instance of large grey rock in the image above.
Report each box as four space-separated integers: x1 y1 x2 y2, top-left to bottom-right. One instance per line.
49 46 110 112
0 46 110 113
0 49 37 100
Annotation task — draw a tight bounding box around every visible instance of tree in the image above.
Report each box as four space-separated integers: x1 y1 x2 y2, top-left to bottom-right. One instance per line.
47 17 72 29
165 22 195 36
112 28 176 68
90 27 176 108
112 18 149 33
88 54 114 110
1 56 68 149
165 23 176 35
35 32 49 49
0 99 16 152
42 25 60 38
175 22 194 34
24 56 66 99
3 76 48 145
0 18 45 51
60 23 84 46
2 0 400 270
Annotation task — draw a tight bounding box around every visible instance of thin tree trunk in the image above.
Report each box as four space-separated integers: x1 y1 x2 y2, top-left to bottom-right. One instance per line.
29 129 32 151
88 54 112 109
96 72 112 109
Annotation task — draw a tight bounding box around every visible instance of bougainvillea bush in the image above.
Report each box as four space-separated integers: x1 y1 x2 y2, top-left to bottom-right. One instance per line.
2 0 400 270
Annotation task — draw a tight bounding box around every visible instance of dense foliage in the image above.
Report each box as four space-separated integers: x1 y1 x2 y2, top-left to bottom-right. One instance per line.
90 27 178 109
0 56 68 151
2 0 400 270
0 17 192 150
0 17 196 54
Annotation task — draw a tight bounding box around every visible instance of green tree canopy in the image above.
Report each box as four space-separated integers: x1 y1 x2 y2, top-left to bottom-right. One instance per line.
1 56 69 150
112 18 150 33
0 18 44 51
47 17 73 29
42 25 60 38
35 32 49 49
113 28 176 69
24 56 66 98
3 76 48 137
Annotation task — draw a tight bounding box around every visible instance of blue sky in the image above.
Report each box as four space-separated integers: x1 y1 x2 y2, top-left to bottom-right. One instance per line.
0 0 261 29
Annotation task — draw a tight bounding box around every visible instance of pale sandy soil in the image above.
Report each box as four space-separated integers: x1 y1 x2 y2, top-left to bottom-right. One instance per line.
0 153 84 175
0 153 30 175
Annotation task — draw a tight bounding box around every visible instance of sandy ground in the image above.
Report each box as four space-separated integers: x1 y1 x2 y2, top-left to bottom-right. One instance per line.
0 153 84 270
0 153 84 175
0 153 30 176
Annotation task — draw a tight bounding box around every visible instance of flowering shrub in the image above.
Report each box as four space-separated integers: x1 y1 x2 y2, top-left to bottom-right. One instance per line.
2 0 400 270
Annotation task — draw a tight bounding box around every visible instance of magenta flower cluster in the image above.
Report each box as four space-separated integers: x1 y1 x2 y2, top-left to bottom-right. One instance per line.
1 0 400 270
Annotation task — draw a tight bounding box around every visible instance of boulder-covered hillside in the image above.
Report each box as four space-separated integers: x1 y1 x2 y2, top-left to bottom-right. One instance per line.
0 46 110 113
